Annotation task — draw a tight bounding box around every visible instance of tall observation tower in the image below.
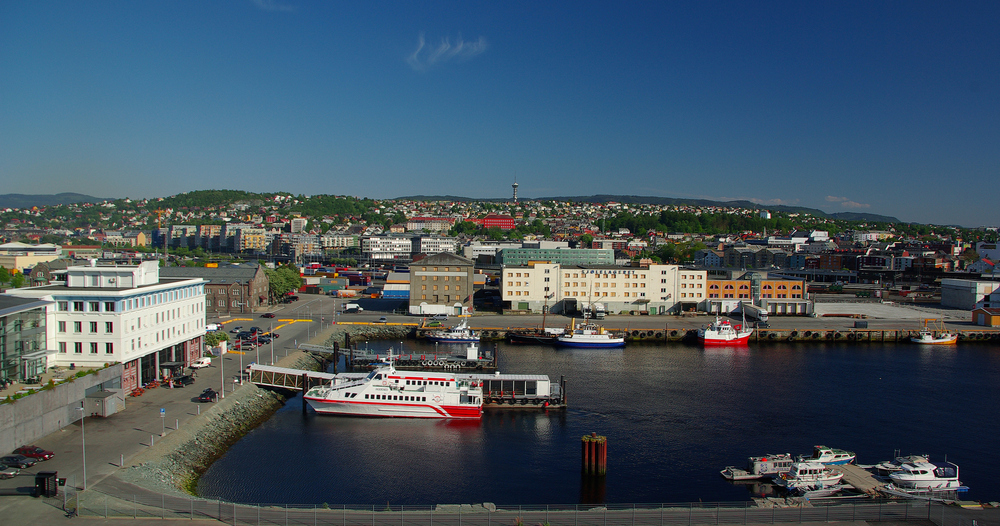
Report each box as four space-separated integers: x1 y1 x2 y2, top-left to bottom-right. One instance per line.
512 178 519 204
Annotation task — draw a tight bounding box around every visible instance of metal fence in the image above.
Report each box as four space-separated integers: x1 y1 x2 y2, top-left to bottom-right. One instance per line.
75 492 951 526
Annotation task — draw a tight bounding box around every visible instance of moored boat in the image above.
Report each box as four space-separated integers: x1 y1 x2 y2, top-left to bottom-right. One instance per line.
425 319 479 343
873 453 930 476
911 319 958 345
720 453 794 480
773 462 844 490
303 358 483 419
698 316 752 346
888 460 963 490
507 327 564 345
799 445 856 465
555 319 625 348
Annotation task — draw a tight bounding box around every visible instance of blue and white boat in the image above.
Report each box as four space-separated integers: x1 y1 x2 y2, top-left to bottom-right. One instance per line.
799 445 856 465
425 320 479 344
555 319 625 348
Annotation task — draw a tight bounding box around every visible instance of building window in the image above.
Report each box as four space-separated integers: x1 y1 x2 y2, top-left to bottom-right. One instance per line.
59 342 67 353
58 321 66 333
74 321 82 333
74 342 83 354
58 301 68 311
73 301 84 312
90 322 98 333
90 301 100 312
105 342 114 354
90 342 98 354
106 322 114 333
105 301 115 312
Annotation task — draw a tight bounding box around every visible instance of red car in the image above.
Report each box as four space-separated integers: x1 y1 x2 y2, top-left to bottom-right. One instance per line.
261 313 275 318
14 445 53 461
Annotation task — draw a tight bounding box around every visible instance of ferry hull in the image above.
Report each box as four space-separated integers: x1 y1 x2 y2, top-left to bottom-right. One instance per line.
699 335 751 346
425 336 479 344
304 397 482 419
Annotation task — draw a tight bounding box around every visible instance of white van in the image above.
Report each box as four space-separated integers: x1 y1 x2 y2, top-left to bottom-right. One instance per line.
190 357 212 369
343 303 363 312
205 323 221 332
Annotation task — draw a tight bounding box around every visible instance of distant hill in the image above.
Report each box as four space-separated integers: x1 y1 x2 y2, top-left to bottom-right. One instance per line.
397 194 903 223
0 193 105 208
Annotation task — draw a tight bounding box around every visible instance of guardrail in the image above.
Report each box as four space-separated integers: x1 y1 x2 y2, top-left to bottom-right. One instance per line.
73 491 960 526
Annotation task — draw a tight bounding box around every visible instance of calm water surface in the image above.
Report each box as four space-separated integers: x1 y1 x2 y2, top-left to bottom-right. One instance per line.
197 341 999 505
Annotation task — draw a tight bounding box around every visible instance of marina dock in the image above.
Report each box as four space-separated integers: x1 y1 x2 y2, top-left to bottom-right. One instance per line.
838 464 887 495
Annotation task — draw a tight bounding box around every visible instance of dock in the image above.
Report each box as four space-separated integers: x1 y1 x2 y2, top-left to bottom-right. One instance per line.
837 463 887 495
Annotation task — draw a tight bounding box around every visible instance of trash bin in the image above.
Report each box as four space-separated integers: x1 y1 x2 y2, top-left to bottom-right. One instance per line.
35 471 57 497
854 321 868 329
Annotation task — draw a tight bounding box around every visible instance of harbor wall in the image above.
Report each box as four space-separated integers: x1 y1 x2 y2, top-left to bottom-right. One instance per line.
116 351 327 495
0 364 123 454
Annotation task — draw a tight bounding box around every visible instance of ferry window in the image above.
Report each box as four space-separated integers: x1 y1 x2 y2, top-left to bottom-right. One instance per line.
365 394 369 399
422 397 426 401
375 374 382 380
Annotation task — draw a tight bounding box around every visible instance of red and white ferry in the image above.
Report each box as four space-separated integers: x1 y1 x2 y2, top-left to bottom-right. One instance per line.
303 359 483 419
698 316 753 346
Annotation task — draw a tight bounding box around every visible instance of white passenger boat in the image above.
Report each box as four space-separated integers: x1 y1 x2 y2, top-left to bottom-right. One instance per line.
888 460 963 490
555 319 625 348
799 445 856 465
721 453 794 480
698 316 752 346
303 357 483 419
873 453 930 476
425 319 480 344
773 462 844 490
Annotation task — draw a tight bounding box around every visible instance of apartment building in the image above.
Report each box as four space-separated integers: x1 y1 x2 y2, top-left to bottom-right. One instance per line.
501 263 707 315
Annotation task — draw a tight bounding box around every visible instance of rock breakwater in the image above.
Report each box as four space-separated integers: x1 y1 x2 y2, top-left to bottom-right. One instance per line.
116 351 327 496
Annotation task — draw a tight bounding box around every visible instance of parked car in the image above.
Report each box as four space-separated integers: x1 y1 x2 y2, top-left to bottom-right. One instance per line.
172 375 196 387
261 313 275 318
0 464 18 479
375 316 388 324
270 332 280 338
229 326 243 334
13 445 53 461
0 455 35 469
430 314 449 321
190 357 212 369
250 327 263 334
206 323 221 332
197 389 217 403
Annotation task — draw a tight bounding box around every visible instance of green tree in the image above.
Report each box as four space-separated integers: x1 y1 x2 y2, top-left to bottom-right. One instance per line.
265 265 303 303
205 331 230 348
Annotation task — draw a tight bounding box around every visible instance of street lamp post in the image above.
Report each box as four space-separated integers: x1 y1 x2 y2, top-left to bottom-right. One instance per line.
269 321 274 365
219 344 225 399
77 404 87 490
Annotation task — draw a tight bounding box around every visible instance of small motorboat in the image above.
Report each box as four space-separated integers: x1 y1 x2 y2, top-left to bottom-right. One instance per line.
773 462 844 490
799 445 856 465
910 319 958 345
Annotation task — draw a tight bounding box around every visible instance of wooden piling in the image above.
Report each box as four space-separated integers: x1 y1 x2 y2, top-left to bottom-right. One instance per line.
301 373 309 414
581 432 607 476
332 342 339 374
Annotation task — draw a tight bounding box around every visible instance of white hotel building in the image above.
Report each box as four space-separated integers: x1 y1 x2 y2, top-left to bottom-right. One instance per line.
502 262 706 315
6 261 207 393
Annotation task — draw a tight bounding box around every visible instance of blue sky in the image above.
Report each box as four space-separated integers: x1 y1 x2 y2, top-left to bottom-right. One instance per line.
1 1 997 227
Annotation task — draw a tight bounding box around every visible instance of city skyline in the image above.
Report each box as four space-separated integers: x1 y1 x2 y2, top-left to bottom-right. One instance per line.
1 1 997 227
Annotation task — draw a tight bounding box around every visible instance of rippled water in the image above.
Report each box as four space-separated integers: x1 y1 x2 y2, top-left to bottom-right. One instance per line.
197 341 1000 505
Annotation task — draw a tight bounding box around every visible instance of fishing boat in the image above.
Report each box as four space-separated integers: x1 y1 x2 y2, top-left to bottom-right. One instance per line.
303 355 483 419
555 319 625 348
720 453 795 480
507 327 564 345
425 319 479 343
910 319 958 345
698 316 752 346
507 293 565 345
888 460 964 490
773 462 844 490
799 445 856 465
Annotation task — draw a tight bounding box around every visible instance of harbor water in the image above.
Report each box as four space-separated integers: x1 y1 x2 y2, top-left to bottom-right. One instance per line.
197 341 999 505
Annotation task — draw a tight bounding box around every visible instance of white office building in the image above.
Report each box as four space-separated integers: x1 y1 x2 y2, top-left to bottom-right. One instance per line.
6 261 207 394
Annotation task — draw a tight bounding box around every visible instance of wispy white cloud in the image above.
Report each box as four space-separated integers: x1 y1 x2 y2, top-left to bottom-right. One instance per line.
250 0 295 12
826 196 870 208
407 33 488 72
